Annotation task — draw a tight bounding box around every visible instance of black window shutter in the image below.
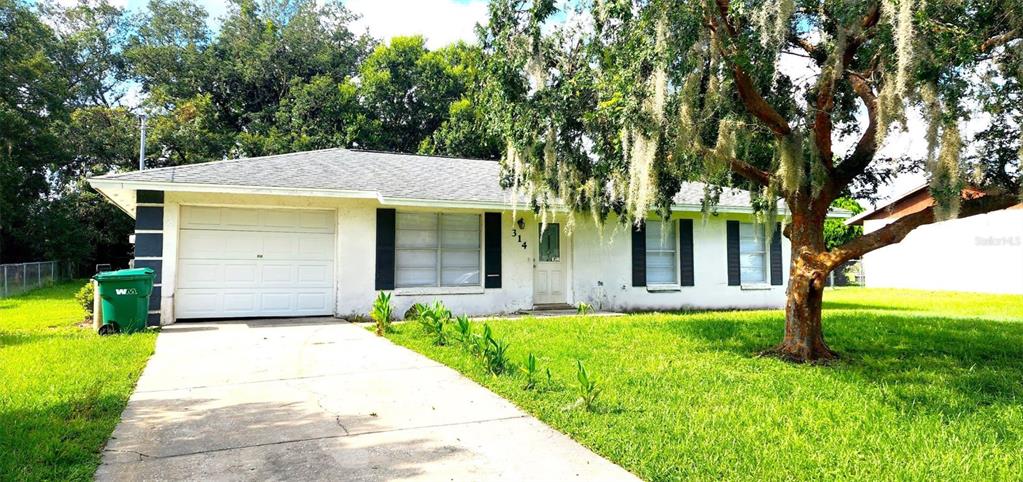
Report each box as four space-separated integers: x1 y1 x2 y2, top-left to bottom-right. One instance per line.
484 212 502 288
679 219 695 286
631 223 646 287
726 220 740 286
770 222 784 286
375 209 396 290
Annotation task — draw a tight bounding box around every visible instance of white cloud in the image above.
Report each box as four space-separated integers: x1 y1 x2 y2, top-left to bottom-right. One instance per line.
345 0 489 49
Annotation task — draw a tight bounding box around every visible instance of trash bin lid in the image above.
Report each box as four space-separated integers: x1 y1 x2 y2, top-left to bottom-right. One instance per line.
94 267 155 281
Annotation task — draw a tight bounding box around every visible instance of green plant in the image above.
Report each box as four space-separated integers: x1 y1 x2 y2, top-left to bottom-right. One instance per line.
416 300 451 345
404 302 428 321
576 302 593 315
521 353 538 389
75 281 94 315
454 314 472 343
575 360 601 411
370 291 393 336
481 323 511 375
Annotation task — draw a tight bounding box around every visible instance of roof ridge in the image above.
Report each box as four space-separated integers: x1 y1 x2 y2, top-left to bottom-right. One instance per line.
350 148 500 163
95 147 349 180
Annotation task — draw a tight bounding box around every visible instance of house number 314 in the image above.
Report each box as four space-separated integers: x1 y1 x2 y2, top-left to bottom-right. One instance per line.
511 229 527 250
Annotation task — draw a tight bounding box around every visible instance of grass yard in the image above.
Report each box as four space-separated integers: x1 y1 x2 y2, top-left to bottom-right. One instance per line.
0 281 156 481
386 288 1023 481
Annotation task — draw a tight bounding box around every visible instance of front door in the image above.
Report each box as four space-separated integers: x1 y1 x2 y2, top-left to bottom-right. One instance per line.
534 223 566 305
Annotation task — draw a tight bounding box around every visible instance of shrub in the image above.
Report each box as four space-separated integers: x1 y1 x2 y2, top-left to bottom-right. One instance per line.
75 282 95 315
370 292 393 336
576 302 593 315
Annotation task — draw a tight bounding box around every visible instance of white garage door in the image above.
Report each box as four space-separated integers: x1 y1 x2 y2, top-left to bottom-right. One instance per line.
175 206 335 319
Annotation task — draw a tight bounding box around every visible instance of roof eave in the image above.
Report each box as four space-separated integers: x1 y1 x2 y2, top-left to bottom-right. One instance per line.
89 178 840 216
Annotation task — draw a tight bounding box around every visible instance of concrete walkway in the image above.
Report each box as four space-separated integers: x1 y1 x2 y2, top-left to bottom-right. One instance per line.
97 319 638 481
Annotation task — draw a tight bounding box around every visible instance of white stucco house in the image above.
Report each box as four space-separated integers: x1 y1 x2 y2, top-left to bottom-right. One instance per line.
846 184 1023 294
89 149 818 326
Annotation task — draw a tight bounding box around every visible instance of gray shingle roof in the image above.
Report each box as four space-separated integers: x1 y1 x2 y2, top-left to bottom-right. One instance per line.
94 148 758 208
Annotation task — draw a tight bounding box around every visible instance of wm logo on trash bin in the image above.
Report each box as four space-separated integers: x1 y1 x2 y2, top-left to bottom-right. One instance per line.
115 288 139 295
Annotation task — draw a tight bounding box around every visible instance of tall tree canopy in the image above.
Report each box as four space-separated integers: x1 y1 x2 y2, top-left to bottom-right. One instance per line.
0 0 500 268
481 0 1022 361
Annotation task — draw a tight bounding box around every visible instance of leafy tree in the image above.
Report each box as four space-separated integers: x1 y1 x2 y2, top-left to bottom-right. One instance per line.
1 0 136 267
481 0 1023 361
358 36 468 153
824 198 864 250
1 0 67 262
419 43 502 159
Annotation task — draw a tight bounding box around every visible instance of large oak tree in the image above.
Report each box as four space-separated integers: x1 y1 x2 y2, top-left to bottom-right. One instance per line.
480 0 1022 362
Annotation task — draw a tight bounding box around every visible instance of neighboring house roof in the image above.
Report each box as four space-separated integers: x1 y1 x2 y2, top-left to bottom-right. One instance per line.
90 148 849 216
845 183 930 226
846 183 1023 226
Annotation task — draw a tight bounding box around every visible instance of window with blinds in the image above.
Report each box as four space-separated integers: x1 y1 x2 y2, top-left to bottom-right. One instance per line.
645 220 678 285
739 222 768 284
395 213 481 288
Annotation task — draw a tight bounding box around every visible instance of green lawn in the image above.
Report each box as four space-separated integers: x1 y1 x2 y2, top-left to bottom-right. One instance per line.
386 288 1023 481
0 281 157 481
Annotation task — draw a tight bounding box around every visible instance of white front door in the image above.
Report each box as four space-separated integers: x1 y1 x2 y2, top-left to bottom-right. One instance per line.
175 206 335 319
534 223 566 305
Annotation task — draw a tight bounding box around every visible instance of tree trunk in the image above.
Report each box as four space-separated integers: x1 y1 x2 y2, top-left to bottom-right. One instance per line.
775 266 836 362
767 208 838 363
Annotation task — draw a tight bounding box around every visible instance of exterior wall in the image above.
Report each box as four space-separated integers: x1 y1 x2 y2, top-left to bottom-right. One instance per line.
156 191 790 324
571 213 789 311
862 209 1023 294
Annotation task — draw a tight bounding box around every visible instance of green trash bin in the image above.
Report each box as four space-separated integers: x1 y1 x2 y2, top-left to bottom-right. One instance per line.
94 268 156 334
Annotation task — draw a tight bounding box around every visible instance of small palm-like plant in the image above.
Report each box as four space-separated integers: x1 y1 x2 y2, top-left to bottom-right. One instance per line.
575 360 601 411
370 291 393 336
416 301 450 345
480 323 510 374
576 302 593 315
521 353 538 389
454 314 472 344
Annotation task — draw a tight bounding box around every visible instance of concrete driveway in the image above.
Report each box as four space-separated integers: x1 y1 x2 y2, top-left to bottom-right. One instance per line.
97 319 638 481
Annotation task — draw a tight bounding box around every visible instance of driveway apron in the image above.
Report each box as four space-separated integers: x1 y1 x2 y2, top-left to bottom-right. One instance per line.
96 319 639 481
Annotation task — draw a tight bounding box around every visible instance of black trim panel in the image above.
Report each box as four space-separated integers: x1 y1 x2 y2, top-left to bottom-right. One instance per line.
136 206 164 230
133 259 163 284
770 223 784 286
137 190 164 204
679 219 695 286
484 213 502 288
375 209 396 290
135 233 163 257
631 223 646 287
726 221 740 286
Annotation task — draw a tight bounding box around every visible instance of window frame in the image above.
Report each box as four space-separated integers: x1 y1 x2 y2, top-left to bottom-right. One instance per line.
738 221 769 287
394 212 483 289
644 218 680 287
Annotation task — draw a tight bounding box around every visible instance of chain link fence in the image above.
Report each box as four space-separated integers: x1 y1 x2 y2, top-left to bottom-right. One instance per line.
1 261 74 298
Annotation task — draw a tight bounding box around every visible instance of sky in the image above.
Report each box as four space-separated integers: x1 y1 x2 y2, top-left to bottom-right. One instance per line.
106 0 922 204
114 0 491 49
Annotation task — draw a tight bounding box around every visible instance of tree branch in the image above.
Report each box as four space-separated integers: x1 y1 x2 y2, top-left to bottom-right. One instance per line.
787 35 822 63
824 191 1020 268
728 156 773 187
980 30 1019 53
707 0 792 137
831 70 878 192
812 3 880 171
